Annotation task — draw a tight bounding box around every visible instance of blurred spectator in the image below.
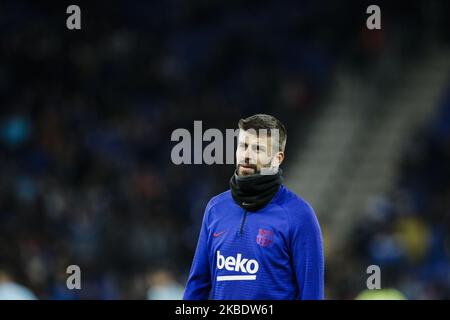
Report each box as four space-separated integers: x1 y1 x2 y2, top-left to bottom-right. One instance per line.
0 267 37 300
355 288 406 300
146 269 184 300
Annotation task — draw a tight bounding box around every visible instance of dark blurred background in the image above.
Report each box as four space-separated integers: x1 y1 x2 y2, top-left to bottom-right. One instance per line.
0 0 449 299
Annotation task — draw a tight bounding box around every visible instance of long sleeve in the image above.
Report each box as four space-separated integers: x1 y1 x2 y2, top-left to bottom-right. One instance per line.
289 202 324 300
183 203 212 300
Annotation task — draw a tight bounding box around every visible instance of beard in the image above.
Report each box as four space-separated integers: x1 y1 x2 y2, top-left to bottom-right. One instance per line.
237 161 274 176
237 163 258 176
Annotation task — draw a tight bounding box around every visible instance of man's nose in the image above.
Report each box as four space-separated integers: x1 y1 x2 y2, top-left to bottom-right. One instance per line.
244 151 256 164
240 144 255 163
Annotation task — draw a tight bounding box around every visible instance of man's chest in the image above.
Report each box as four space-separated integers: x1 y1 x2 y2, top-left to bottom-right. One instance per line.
207 207 291 271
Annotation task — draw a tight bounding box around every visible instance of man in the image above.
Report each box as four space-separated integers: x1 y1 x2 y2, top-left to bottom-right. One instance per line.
183 114 324 300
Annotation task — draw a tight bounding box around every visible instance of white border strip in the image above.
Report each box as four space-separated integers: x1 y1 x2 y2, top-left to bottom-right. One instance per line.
216 275 256 281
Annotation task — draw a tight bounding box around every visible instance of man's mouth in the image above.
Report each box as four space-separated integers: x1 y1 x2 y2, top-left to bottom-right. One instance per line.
238 164 257 174
241 164 255 169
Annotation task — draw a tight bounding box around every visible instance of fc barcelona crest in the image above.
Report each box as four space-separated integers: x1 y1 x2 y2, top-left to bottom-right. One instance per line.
256 229 274 247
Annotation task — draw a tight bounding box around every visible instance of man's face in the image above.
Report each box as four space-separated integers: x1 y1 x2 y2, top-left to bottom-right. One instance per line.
236 129 283 176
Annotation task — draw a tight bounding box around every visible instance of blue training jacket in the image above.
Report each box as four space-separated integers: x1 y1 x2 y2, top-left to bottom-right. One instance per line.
183 184 324 300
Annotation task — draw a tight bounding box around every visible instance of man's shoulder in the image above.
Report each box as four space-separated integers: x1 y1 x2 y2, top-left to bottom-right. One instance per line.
276 185 317 221
206 189 233 212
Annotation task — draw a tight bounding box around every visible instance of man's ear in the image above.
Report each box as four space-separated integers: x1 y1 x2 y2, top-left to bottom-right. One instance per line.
272 151 284 167
278 151 285 166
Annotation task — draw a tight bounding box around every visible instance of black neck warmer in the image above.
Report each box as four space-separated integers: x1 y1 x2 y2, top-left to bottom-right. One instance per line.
230 169 283 212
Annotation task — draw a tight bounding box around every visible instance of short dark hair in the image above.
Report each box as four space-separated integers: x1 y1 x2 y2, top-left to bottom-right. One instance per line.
238 114 287 152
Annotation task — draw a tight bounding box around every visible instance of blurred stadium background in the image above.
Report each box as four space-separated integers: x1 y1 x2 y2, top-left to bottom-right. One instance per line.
0 0 449 299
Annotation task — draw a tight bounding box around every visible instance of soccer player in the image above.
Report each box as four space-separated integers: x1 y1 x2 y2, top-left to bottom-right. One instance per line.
183 114 324 300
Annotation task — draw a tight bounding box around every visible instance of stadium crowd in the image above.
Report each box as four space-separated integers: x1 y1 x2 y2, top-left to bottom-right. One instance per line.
0 1 448 299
